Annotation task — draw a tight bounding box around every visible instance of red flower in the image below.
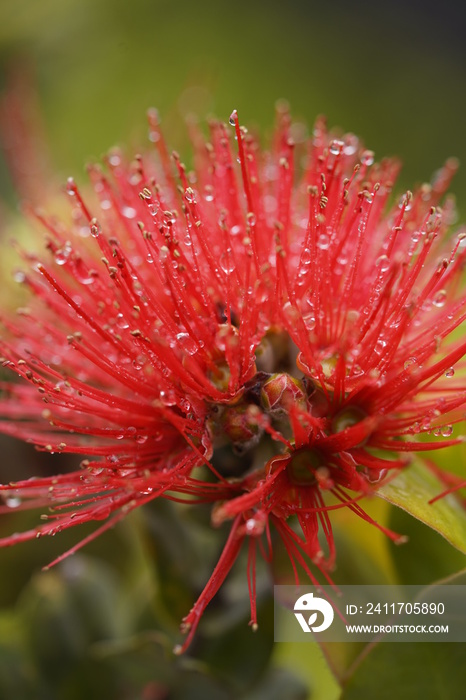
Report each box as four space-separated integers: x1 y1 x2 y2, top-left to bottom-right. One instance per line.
0 106 465 652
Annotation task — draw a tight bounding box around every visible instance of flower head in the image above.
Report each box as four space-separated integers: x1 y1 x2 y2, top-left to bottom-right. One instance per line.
0 106 465 652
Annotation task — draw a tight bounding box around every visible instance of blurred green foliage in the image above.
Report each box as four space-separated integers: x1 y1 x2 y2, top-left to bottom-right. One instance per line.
1 0 466 206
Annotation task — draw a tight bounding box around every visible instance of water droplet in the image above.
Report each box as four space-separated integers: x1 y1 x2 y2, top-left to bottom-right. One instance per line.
54 246 71 266
230 224 242 237
66 177 77 195
361 150 374 167
132 355 146 370
116 313 129 329
180 399 191 413
136 435 148 444
343 138 358 156
375 254 390 272
159 246 169 263
432 289 447 308
220 252 235 274
229 110 237 126
5 497 21 508
74 259 95 285
246 212 256 226
146 253 154 264
317 234 330 250
441 425 453 437
329 139 344 155
160 389 177 406
185 187 196 204
301 247 312 266
398 193 413 211
108 153 121 167
404 357 418 370
282 301 299 322
445 367 455 378
176 332 198 355
122 206 137 219
375 338 387 355
13 271 26 283
303 313 316 330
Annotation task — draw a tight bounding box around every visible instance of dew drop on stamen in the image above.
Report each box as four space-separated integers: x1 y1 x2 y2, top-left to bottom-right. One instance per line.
303 314 316 331
329 139 344 156
132 355 146 370
301 247 312 266
220 252 235 274
398 193 413 211
445 367 455 378
176 332 198 355
317 234 330 250
5 497 21 508
122 206 137 219
361 150 374 167
160 390 177 406
54 249 70 266
432 289 447 308
185 187 196 203
229 110 237 126
282 301 300 323
375 339 387 355
343 137 358 156
375 254 390 272
404 357 418 370
116 313 129 329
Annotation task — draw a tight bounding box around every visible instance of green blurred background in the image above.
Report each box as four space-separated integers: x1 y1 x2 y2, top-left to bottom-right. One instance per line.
0 1 465 699
1 0 466 207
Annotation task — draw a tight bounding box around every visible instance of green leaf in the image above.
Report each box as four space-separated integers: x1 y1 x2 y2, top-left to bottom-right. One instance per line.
376 459 466 554
387 504 466 584
340 642 466 700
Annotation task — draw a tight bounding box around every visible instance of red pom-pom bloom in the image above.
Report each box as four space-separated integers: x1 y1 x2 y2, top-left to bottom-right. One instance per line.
0 106 465 653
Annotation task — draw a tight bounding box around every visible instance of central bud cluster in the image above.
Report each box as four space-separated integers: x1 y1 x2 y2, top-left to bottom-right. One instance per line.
208 365 363 483
206 320 372 489
208 371 311 458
